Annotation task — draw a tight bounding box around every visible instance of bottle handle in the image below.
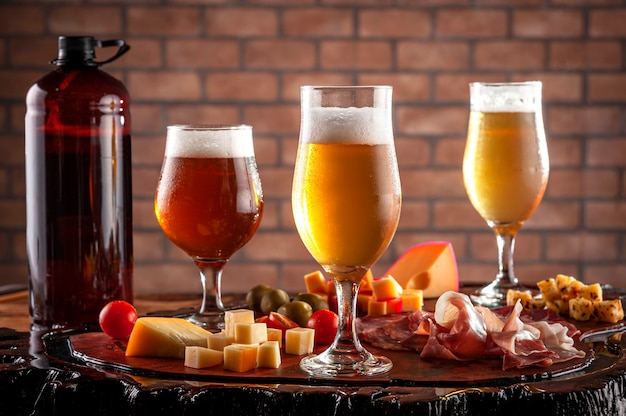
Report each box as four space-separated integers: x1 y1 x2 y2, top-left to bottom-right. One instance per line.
95 39 130 66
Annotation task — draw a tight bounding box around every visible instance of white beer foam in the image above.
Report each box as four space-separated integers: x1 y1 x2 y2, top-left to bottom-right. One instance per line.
470 82 542 113
302 107 392 145
165 125 254 158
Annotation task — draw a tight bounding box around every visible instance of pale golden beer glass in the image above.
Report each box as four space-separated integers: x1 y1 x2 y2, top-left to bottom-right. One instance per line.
293 86 401 376
463 82 549 306
155 125 264 330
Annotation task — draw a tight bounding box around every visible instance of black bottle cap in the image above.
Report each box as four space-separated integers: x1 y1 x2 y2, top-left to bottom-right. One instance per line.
51 36 129 67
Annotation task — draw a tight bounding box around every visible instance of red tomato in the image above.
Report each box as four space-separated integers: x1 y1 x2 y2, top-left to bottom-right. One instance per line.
257 312 299 332
99 300 138 339
306 309 338 345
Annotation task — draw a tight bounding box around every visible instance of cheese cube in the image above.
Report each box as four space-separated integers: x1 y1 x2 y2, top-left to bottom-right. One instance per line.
357 293 373 314
223 344 258 372
569 298 594 321
537 278 559 302
125 317 210 359
266 328 283 348
257 340 281 369
224 309 255 338
367 299 387 316
384 241 459 298
506 289 533 307
594 299 624 324
556 274 576 298
304 271 328 294
359 269 374 292
401 289 423 311
579 283 603 302
184 346 223 369
235 322 268 345
285 328 315 355
372 276 403 300
207 331 235 351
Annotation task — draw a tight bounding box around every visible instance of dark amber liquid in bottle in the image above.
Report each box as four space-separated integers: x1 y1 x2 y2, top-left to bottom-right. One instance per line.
26 65 133 330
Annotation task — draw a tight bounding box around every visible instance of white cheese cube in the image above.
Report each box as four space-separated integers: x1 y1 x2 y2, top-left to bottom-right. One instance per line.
285 327 315 355
207 331 235 351
223 344 258 373
224 309 255 338
184 346 223 369
257 340 281 369
235 322 268 345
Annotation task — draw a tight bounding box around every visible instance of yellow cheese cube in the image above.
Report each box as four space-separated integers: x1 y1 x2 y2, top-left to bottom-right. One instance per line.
257 340 281 369
506 289 532 307
224 309 255 338
235 322 268 345
304 271 328 294
184 346 223 369
579 283 603 302
266 328 283 348
357 293 373 314
537 278 560 301
569 298 595 321
207 331 235 351
223 344 258 372
556 274 576 297
359 269 374 292
401 289 423 311
125 317 210 359
285 328 315 355
372 275 403 300
367 299 387 316
594 299 624 323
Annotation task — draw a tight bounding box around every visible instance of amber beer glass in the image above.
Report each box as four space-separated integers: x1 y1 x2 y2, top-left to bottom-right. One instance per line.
293 86 401 376
463 82 549 306
155 125 263 330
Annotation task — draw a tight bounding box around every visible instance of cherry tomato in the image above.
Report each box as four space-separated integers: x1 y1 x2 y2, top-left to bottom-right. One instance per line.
306 309 338 345
256 312 299 331
99 300 138 339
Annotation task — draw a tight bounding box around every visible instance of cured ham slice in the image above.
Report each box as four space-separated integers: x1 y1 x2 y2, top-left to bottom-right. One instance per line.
355 291 586 370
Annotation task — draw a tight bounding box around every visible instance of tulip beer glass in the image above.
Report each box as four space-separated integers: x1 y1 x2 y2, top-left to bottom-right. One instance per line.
463 82 549 307
155 125 264 330
292 86 401 376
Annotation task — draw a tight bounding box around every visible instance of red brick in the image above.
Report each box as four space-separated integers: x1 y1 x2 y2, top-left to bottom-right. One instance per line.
320 41 393 70
245 40 316 69
134 232 166 262
0 136 26 165
546 169 619 198
133 200 160 229
118 38 162 69
11 166 25 198
397 41 469 70
400 168 465 198
524 201 581 229
395 136 431 167
0 200 25 227
49 6 122 35
166 40 239 69
435 73 507 101
583 265 626 290
396 200 430 229
550 41 622 70
434 137 465 166
434 200 485 229
9 37 56 67
128 7 201 36
437 9 507 38
513 10 583 38
132 135 167 165
590 9 626 37
206 8 278 36
396 105 468 135
283 8 353 36
252 136 280 166
128 71 201 101
256 166 294 197
511 73 582 102
131 105 167 134
0 6 45 35
0 70 42 100
133 166 160 198
207 72 278 101
133 263 199 294
588 74 626 102
359 73 430 102
546 233 618 261
244 104 300 134
474 41 545 70
166 104 240 126
587 138 626 167
360 9 430 38
548 106 622 135
585 201 626 229
547 137 583 167
244 232 312 261
255 199 279 229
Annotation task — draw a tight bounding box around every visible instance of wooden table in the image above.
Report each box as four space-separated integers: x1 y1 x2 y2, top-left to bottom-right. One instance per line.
2 291 626 415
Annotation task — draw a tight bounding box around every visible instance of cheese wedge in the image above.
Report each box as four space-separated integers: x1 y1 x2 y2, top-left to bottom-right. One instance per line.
125 317 210 359
184 346 223 369
384 241 459 298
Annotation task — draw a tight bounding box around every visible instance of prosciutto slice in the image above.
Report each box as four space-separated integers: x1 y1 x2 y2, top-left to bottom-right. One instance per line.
356 291 586 370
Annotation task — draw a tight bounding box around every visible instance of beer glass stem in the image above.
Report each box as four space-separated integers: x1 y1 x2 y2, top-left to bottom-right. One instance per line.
493 224 519 287
189 259 227 330
333 277 363 354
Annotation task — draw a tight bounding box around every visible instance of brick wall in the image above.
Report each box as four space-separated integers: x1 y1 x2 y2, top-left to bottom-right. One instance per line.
1 0 626 295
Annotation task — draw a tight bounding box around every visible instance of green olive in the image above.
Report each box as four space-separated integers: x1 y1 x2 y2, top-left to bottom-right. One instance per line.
277 301 313 327
260 288 290 315
293 292 329 312
246 284 273 312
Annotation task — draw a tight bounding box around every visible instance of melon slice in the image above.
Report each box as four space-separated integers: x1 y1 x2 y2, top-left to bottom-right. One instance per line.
384 241 459 298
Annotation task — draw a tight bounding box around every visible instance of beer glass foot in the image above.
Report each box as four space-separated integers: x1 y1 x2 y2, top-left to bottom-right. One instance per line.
187 311 225 333
300 348 392 377
470 279 531 307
